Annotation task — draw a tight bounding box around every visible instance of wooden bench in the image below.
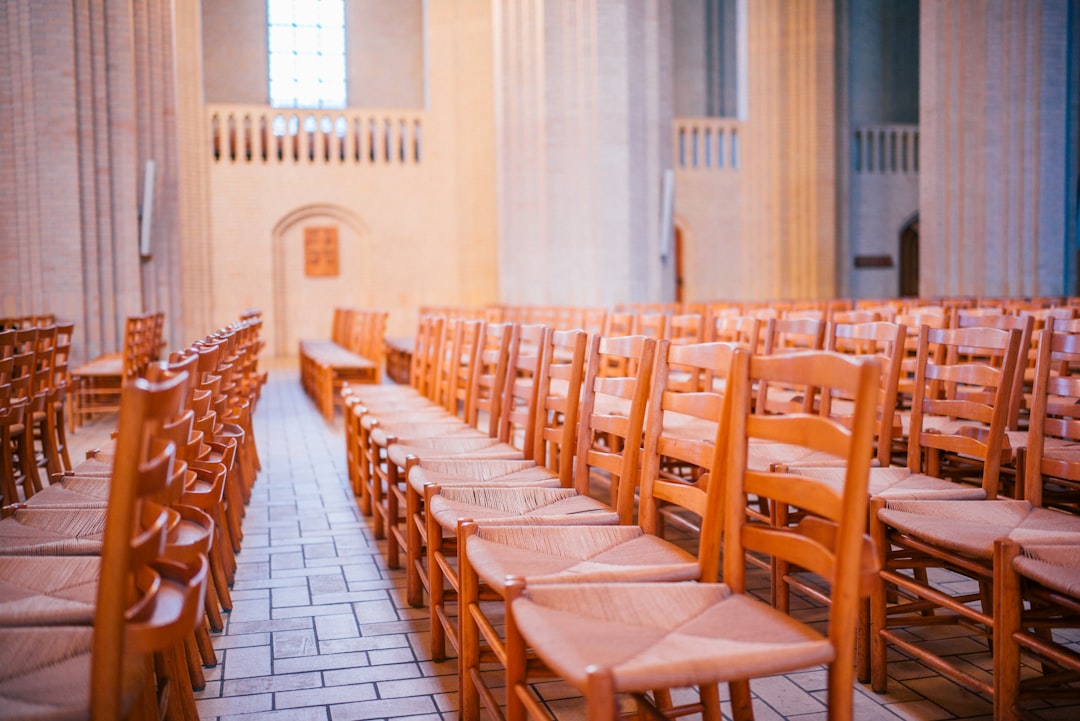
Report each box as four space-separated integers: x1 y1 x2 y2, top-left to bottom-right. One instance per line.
300 308 387 422
383 337 413 385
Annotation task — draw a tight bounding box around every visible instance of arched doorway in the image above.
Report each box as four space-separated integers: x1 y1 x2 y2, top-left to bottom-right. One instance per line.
899 216 919 297
271 204 369 356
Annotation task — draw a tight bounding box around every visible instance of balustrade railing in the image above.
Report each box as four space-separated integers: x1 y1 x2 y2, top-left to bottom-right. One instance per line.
853 124 918 174
674 117 742 171
208 105 425 166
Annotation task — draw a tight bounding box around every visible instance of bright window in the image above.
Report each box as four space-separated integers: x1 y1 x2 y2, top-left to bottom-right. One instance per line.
268 0 346 109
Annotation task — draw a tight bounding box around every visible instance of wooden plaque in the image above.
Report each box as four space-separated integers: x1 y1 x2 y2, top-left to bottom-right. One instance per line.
304 226 339 277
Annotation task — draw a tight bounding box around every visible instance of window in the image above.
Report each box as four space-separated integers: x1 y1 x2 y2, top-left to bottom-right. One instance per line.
268 0 346 109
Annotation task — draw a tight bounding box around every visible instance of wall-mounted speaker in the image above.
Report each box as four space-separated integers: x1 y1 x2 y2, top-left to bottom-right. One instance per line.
139 159 155 259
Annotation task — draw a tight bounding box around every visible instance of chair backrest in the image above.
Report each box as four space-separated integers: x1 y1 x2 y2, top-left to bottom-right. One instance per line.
8 328 36 406
30 325 57 409
1023 329 1080 509
635 312 668 341
465 322 513 437
639 341 744 582
723 350 880 708
757 317 827 414
414 315 447 399
497 324 547 459
573 334 658 523
825 321 907 467
91 367 198 719
954 310 1034 429
51 322 75 397
531 329 589 486
605 311 636 335
436 319 483 419
907 325 1023 498
708 314 762 354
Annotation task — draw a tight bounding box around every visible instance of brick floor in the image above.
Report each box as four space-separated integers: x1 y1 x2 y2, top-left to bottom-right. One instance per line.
70 361 1079 721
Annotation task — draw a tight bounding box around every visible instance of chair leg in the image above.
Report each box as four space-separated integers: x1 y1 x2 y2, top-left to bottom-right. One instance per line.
52 401 72 471
1 427 19 505
185 633 206 691
427 492 447 661
994 539 1022 721
728 680 753 721
14 425 41 497
195 618 218 668
406 479 426 608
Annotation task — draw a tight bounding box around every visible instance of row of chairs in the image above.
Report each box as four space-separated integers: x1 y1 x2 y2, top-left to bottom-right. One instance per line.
344 308 1080 720
342 315 876 719
300 307 387 422
0 315 57 331
70 312 166 429
1 323 75 505
0 312 267 719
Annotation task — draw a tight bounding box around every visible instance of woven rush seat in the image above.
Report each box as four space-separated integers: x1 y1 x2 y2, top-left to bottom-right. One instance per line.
877 499 1080 560
1011 542 1080 596
0 626 142 720
23 475 113 505
407 459 557 489
789 464 988 500
465 525 698 586
386 438 524 469
509 582 833 690
427 486 619 527
0 507 107 555
369 422 489 449
0 556 99 625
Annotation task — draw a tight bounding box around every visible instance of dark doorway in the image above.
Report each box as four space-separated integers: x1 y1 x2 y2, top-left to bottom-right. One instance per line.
899 217 919 297
674 225 686 303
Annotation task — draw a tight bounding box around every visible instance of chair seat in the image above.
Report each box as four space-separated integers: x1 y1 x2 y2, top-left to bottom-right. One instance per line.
1012 543 1080 596
429 487 618 530
387 439 522 469
511 582 833 692
747 440 842 471
789 465 988 500
660 412 718 446
369 423 484 448
0 556 100 625
0 626 96 721
879 500 1080 561
466 525 698 587
0 508 106 555
25 476 111 506
407 460 558 492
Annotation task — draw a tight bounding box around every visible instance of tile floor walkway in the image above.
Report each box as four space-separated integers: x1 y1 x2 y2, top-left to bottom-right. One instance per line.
68 361 1080 721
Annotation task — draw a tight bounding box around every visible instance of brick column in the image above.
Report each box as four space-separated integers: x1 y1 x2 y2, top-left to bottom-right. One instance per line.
494 0 674 306
919 0 1072 297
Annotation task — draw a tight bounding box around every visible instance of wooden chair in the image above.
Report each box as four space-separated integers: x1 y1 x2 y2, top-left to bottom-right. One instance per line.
502 349 881 721
458 339 741 721
954 310 1034 432
865 326 1080 700
380 322 517 568
420 334 656 664
755 317 827 416
0 369 209 720
664 313 706 392
39 322 75 476
5 328 41 498
401 327 583 607
0 355 25 505
994 540 1080 720
991 328 1080 717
